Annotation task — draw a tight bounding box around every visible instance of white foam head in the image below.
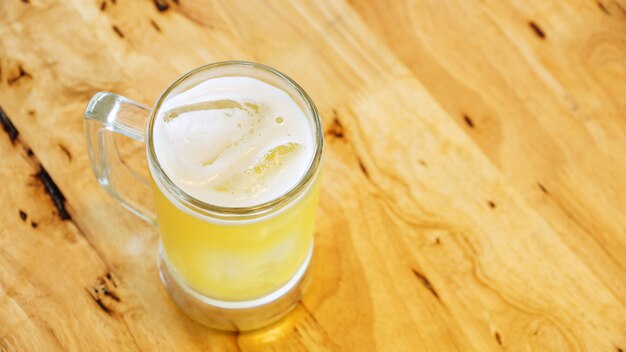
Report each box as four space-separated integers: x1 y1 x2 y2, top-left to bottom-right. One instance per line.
153 76 314 208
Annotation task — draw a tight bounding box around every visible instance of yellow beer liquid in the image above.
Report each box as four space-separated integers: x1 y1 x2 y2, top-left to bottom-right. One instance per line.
151 76 320 302
153 177 320 301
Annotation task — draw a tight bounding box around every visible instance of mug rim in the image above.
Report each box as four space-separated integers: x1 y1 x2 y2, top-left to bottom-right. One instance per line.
146 61 323 219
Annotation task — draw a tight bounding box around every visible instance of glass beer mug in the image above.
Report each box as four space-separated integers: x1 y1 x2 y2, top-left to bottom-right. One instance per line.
84 62 323 331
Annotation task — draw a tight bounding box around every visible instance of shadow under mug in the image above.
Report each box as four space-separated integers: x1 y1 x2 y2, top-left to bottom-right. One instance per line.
83 61 324 331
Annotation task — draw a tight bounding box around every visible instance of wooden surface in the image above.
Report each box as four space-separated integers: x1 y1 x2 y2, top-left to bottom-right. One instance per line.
1 0 625 350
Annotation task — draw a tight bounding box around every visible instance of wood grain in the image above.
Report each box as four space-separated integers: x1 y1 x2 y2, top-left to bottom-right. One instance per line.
0 0 625 351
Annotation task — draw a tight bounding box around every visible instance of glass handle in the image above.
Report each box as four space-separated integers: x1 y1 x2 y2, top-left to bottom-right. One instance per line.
84 92 156 225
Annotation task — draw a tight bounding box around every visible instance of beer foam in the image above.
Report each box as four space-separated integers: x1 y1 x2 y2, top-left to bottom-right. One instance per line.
153 76 314 208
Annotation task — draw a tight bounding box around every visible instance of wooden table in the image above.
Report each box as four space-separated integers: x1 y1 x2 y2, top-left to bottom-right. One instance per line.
1 0 625 350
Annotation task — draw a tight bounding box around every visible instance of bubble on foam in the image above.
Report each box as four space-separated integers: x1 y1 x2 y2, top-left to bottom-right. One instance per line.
153 76 314 208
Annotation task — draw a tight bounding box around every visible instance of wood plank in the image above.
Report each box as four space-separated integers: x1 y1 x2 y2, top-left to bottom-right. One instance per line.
348 0 626 308
0 116 144 350
0 0 624 350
